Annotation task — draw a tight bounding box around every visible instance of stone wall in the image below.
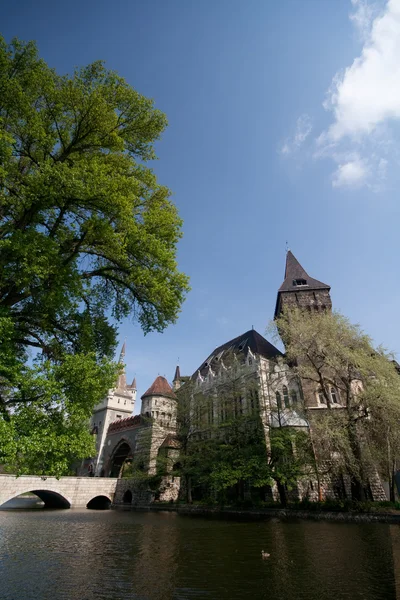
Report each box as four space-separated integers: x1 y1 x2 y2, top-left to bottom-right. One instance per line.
0 475 117 508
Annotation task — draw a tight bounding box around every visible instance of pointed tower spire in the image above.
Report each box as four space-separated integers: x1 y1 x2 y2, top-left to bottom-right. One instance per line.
173 365 181 382
274 251 331 318
116 342 127 390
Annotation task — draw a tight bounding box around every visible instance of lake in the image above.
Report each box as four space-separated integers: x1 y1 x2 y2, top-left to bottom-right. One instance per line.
1 501 399 600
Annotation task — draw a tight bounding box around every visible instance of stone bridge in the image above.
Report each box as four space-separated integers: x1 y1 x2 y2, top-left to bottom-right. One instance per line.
0 475 118 509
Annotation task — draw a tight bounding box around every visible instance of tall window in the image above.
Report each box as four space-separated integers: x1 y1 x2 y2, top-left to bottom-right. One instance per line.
283 385 290 408
317 389 326 405
330 387 339 404
249 390 259 413
208 401 214 425
291 390 297 405
276 391 282 410
234 396 243 418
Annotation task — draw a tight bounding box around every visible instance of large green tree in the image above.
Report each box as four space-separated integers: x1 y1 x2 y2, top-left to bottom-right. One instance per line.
0 37 189 473
273 308 400 501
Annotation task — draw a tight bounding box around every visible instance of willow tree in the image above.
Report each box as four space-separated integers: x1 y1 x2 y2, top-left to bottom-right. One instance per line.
273 308 400 501
0 37 189 473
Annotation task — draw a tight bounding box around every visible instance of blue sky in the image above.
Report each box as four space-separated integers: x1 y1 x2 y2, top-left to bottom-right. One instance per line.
2 0 400 411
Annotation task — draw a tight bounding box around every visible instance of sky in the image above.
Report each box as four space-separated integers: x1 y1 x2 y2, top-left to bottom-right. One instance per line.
2 0 400 412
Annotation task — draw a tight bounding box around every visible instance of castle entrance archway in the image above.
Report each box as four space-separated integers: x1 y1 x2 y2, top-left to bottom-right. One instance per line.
109 442 132 478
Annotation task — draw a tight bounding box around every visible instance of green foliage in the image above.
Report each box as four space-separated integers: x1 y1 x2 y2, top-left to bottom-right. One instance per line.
0 339 116 476
0 36 189 473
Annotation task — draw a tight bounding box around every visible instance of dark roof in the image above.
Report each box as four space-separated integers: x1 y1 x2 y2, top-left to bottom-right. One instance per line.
141 375 177 400
278 251 330 293
192 329 282 379
173 365 181 381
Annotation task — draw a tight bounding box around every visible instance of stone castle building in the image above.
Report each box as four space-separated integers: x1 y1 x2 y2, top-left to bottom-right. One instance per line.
89 251 388 504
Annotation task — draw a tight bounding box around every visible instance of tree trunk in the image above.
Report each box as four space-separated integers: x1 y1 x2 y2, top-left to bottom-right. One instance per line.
347 416 366 502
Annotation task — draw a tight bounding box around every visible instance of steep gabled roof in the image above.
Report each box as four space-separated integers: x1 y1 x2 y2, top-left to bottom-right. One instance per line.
192 329 282 379
278 251 330 293
141 375 177 400
274 251 330 318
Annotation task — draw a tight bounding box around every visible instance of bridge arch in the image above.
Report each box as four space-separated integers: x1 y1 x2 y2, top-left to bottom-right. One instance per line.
86 495 112 510
1 488 71 509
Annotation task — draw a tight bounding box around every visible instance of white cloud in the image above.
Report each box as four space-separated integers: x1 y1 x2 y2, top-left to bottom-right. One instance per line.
280 114 313 155
350 0 382 41
314 0 400 189
332 156 369 187
326 0 400 142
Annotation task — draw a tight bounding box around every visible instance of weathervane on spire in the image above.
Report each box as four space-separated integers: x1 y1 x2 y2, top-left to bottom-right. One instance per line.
285 241 290 253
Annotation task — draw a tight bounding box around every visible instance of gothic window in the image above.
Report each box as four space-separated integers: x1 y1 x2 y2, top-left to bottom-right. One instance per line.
283 385 290 408
276 391 282 410
330 387 339 404
290 390 297 405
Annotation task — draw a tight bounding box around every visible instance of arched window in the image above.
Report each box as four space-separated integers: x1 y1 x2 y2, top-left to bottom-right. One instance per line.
283 385 290 408
290 390 297 405
317 389 326 404
330 387 339 404
275 391 282 410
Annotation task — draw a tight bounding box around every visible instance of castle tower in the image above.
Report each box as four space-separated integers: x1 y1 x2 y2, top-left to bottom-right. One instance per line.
140 375 178 475
140 376 177 428
91 343 137 475
274 250 332 319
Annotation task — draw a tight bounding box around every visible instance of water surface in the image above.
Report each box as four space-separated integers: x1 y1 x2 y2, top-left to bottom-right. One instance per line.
1 504 399 600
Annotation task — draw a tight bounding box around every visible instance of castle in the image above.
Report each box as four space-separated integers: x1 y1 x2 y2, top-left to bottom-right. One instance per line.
87 251 387 504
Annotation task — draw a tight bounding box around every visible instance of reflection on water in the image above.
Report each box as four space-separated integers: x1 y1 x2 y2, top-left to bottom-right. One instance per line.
0 507 399 600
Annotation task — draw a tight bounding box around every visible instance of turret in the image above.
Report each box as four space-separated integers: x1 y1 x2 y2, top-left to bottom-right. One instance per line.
141 375 177 428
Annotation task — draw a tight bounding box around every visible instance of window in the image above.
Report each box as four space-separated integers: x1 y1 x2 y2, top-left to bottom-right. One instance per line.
116 414 122 419
290 391 297 405
276 391 282 410
283 385 290 408
208 402 214 425
317 390 326 405
293 278 307 286
330 387 339 404
234 396 243 417
249 390 259 413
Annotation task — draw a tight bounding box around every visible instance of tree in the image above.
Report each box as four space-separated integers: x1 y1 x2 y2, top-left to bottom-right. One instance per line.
272 308 400 501
0 37 189 473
